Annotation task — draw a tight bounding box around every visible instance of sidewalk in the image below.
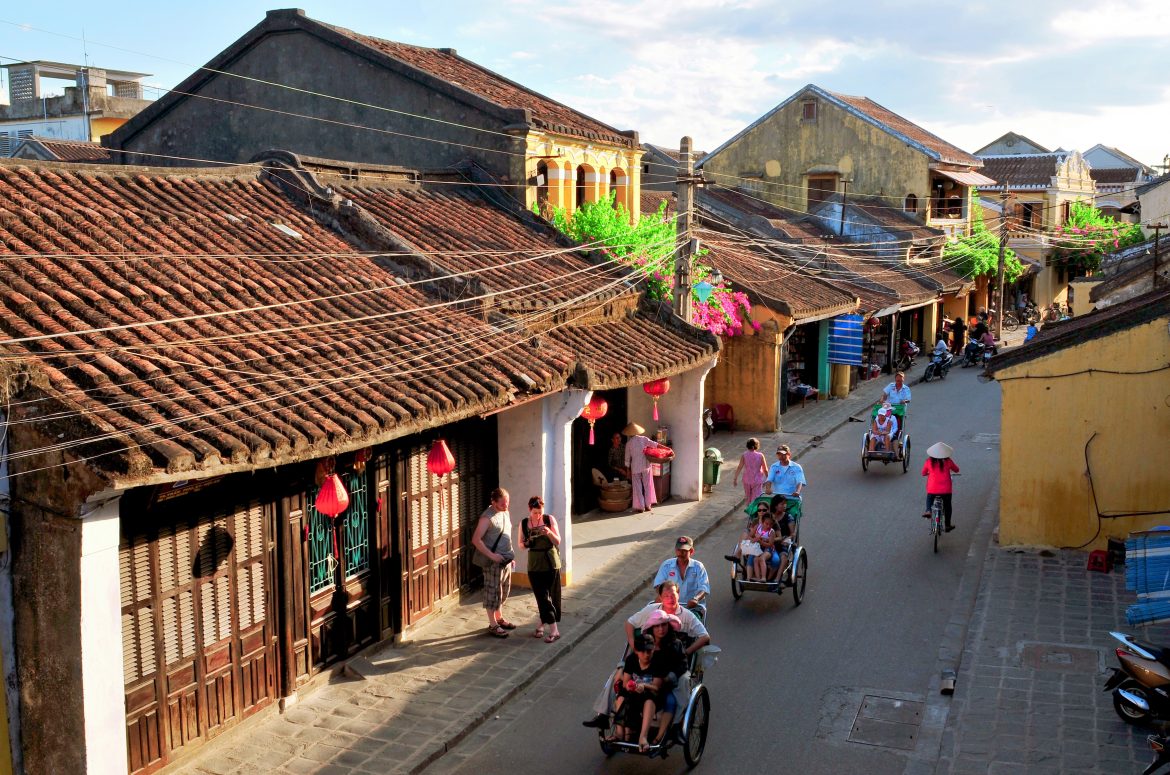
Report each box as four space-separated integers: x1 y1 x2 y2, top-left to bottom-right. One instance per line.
168 364 923 775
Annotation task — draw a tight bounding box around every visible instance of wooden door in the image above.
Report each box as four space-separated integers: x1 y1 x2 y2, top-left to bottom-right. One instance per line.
399 422 495 628
122 501 278 775
304 469 379 671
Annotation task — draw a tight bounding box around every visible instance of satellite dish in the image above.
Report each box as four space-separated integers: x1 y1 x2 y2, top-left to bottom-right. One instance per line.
764 159 781 177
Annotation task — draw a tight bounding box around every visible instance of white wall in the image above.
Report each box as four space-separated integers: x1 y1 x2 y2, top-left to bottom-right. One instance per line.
79 496 129 775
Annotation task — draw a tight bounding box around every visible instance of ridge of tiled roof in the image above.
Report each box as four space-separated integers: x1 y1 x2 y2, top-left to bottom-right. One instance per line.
0 157 713 484
975 154 1063 189
988 285 1170 374
826 91 981 167
1090 167 1141 186
321 20 638 149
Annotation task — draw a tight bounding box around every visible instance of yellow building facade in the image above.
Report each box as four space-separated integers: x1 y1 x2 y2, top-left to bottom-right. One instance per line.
991 291 1170 549
522 133 643 222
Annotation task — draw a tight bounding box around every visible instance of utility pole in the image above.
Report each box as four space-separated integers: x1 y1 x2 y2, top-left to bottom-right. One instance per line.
1152 223 1166 291
673 136 698 321
995 182 1010 340
838 178 852 235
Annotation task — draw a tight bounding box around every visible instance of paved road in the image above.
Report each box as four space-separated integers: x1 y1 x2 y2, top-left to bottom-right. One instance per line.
424 367 1002 775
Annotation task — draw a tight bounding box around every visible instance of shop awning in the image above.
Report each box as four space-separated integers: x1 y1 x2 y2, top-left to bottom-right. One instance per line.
827 314 864 366
933 169 997 187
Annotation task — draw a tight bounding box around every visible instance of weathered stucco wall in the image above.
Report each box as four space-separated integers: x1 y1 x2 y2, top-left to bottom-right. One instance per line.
997 316 1170 549
110 27 526 178
699 93 930 214
1141 184 1170 238
704 319 784 431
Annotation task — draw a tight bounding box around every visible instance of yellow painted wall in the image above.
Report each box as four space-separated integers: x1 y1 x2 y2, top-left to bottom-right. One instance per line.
997 316 1170 549
699 93 930 217
522 134 643 222
704 315 787 431
90 116 126 142
941 293 967 323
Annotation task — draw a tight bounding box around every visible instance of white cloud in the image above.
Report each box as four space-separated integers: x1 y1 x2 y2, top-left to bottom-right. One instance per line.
1052 0 1170 41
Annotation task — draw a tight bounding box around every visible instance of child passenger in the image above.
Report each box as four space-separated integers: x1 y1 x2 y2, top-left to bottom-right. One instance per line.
609 634 668 752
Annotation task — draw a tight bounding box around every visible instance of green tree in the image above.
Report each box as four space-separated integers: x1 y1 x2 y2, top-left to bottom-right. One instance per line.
539 194 754 336
1050 201 1144 272
942 194 1025 283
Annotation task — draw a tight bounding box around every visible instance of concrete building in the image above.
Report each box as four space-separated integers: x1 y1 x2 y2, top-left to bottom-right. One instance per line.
0 60 150 155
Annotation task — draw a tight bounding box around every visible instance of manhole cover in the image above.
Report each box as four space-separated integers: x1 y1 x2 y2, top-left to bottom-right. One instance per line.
970 433 1000 444
1020 643 1100 672
848 695 923 750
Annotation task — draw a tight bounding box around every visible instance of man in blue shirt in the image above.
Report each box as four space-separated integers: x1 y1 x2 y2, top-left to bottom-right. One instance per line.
765 445 806 497
882 371 912 406
653 536 710 615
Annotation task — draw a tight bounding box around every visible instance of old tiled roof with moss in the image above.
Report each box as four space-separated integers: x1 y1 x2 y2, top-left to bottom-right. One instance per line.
828 91 981 168
0 158 714 484
17 136 112 162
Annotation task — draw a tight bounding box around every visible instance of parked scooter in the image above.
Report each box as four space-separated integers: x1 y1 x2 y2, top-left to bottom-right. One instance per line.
922 349 954 382
895 340 920 371
1143 731 1170 775
1104 631 1170 726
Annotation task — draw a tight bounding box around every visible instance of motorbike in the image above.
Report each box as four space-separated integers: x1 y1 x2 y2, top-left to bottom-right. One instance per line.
922 350 953 382
895 340 920 371
1144 732 1170 775
960 341 985 368
1104 631 1170 726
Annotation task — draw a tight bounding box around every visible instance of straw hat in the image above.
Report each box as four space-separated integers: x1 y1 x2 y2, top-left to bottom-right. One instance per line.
927 442 954 459
622 422 646 436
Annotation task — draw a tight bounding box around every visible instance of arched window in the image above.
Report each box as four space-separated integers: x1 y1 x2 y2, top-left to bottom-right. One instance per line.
609 169 619 208
535 161 549 208
904 193 918 214
576 165 587 208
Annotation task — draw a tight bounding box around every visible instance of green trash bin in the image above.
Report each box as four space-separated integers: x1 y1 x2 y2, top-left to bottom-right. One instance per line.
703 447 723 486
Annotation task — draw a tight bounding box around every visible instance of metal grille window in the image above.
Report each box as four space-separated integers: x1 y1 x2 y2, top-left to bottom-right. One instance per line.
307 503 334 595
342 472 369 580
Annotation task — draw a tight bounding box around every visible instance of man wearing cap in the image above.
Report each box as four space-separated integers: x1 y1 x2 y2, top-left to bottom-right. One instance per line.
868 403 899 453
652 536 710 616
623 422 666 513
765 445 806 498
882 371 912 406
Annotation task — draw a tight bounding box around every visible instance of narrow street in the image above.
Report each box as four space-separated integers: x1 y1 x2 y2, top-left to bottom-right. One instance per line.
423 365 1002 775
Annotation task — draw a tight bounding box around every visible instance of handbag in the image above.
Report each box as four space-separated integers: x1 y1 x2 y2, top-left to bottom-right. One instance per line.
472 522 505 569
739 539 763 557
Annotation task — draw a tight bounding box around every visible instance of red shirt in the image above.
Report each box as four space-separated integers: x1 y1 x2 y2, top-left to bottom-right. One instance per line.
922 458 960 494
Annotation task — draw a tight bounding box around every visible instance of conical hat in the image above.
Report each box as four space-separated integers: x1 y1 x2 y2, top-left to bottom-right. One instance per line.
622 422 645 436
927 442 954 458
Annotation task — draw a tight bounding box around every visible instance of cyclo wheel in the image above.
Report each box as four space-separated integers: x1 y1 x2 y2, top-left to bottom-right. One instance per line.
682 685 710 768
901 437 911 473
791 550 808 606
730 563 743 600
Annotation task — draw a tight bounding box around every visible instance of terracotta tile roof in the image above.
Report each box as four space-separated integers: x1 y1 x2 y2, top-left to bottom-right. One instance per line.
1090 167 1141 187
698 229 857 320
828 92 981 167
988 285 1170 374
0 159 714 483
975 154 1062 189
17 136 112 162
326 23 637 148
641 188 675 218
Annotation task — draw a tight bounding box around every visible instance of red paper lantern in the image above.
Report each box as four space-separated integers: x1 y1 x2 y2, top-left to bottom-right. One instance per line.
315 473 350 517
580 395 608 445
643 378 670 421
427 439 456 477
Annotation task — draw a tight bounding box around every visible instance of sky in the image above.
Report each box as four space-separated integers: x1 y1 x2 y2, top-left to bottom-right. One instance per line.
3 0 1169 169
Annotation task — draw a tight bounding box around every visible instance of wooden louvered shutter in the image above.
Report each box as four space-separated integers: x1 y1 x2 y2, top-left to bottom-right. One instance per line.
197 516 234 645
234 503 265 629
158 520 196 666
121 534 157 684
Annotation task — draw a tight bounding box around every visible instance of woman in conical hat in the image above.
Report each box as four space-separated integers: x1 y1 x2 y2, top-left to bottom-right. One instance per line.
922 441 960 532
622 421 664 512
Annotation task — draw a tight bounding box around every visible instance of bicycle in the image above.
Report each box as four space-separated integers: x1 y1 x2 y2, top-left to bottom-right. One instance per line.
1001 312 1020 332
929 495 944 553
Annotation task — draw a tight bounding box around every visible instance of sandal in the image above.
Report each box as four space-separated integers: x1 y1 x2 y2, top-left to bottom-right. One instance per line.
533 627 545 639
496 619 517 630
487 624 509 638
544 633 561 643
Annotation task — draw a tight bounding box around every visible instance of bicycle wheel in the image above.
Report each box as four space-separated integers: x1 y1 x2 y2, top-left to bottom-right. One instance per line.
931 497 943 553
682 686 710 768
1003 313 1019 332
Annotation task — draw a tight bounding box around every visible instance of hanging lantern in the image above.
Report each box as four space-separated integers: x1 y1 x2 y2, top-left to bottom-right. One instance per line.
643 378 671 421
427 439 456 477
694 280 714 304
580 395 608 445
315 473 350 517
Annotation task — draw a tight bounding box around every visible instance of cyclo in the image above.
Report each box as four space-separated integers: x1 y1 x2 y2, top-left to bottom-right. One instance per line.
592 597 719 767
861 402 910 473
726 494 808 605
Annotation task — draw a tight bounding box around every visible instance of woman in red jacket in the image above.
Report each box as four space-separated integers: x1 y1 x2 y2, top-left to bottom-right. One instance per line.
922 442 960 532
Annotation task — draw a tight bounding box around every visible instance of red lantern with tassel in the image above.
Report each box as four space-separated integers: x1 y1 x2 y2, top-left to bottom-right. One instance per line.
580 395 608 445
643 378 670 421
427 439 456 477
315 473 350 517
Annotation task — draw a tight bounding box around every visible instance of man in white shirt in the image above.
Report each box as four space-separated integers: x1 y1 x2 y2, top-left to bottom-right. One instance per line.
882 371 911 406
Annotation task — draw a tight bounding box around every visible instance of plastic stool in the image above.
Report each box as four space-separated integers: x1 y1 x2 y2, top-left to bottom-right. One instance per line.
1087 549 1112 573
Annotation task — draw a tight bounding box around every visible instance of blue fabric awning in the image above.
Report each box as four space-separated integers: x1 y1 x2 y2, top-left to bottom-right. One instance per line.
827 314 863 366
